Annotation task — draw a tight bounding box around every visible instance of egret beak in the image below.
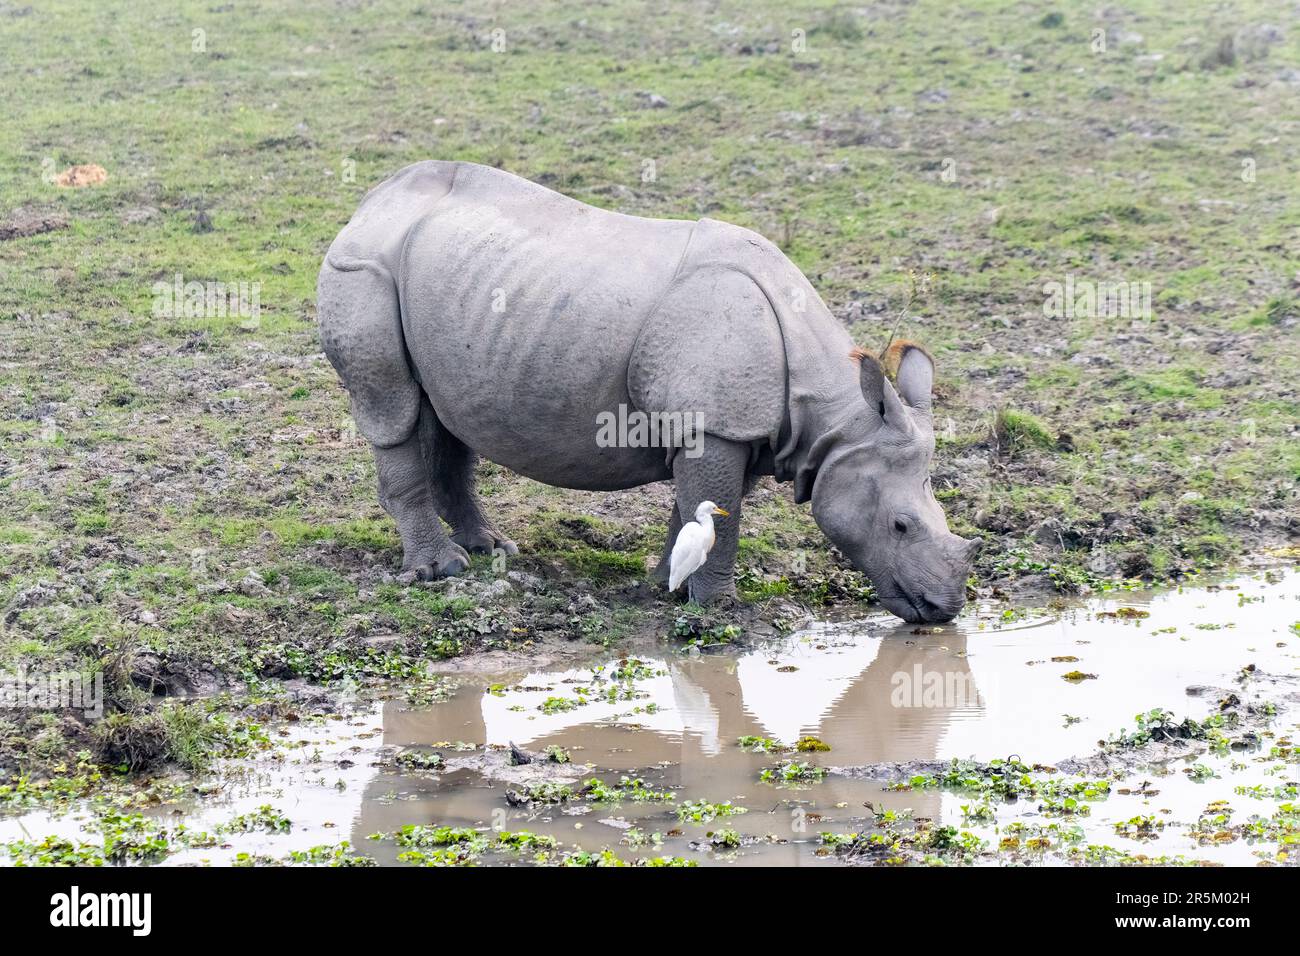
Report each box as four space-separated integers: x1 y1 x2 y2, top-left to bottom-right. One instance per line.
713 507 729 517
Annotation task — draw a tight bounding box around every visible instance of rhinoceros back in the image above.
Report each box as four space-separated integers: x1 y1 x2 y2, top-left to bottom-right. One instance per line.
394 163 698 488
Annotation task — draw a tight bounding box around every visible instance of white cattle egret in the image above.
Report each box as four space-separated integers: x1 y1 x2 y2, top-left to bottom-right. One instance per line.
668 500 730 594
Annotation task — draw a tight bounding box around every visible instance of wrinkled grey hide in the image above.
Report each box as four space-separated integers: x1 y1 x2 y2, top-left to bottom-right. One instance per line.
319 161 976 622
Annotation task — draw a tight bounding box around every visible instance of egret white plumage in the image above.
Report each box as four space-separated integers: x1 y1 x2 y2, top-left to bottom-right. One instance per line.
668 500 730 597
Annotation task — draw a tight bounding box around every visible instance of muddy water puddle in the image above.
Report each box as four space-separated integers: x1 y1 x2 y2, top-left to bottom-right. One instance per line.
4 569 1297 866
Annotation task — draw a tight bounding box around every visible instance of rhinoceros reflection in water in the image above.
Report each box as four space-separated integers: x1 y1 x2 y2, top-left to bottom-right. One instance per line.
349 624 982 853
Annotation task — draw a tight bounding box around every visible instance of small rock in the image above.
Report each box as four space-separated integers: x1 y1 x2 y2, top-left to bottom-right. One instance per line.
237 569 270 596
570 593 599 613
481 579 514 601
506 570 544 592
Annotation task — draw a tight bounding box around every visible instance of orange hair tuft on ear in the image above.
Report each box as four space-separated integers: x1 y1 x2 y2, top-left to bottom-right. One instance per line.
848 346 873 363
879 339 932 382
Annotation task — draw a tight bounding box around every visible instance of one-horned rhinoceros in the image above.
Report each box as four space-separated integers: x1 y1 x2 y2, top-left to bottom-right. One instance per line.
318 161 978 623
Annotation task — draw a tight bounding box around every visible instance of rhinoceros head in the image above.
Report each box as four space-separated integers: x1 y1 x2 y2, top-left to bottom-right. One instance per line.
810 342 979 623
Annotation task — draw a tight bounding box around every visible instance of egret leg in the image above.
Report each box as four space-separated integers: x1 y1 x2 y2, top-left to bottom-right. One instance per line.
671 434 748 604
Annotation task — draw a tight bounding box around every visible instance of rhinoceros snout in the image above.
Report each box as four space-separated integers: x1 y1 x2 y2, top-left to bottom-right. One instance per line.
880 590 964 624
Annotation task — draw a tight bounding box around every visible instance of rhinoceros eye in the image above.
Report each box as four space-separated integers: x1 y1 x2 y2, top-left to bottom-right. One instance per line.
893 518 909 536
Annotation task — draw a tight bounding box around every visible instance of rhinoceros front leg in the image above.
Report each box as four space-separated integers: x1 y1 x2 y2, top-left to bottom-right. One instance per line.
671 435 748 604
373 429 470 580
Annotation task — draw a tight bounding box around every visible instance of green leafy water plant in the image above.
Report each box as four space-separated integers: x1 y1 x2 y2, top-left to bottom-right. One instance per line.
582 776 675 803
676 799 748 824
760 761 828 785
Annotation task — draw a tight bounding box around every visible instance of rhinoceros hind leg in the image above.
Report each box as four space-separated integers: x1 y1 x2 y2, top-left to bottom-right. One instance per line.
373 425 470 579
417 399 518 557
317 260 421 449
671 436 749 604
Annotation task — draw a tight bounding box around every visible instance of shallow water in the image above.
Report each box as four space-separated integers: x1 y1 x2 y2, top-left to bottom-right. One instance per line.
4 568 1298 866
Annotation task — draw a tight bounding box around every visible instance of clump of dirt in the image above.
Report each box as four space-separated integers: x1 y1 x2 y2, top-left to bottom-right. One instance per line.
444 748 591 788
53 163 108 187
90 710 170 772
0 208 68 240
127 649 234 698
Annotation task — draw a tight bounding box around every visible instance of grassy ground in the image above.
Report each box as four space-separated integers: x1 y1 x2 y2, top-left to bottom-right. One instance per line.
0 0 1297 777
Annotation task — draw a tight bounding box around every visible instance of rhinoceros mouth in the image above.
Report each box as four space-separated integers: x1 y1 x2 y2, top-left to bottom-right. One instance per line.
879 588 960 624
877 591 924 623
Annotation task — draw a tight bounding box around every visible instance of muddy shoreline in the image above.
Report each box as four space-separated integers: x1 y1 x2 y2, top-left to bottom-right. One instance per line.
3 567 1296 867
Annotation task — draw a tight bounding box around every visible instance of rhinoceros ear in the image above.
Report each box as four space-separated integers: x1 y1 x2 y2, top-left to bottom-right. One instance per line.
851 348 906 427
882 340 934 420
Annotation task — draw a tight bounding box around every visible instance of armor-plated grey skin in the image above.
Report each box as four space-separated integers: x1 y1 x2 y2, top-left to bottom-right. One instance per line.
319 161 977 623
